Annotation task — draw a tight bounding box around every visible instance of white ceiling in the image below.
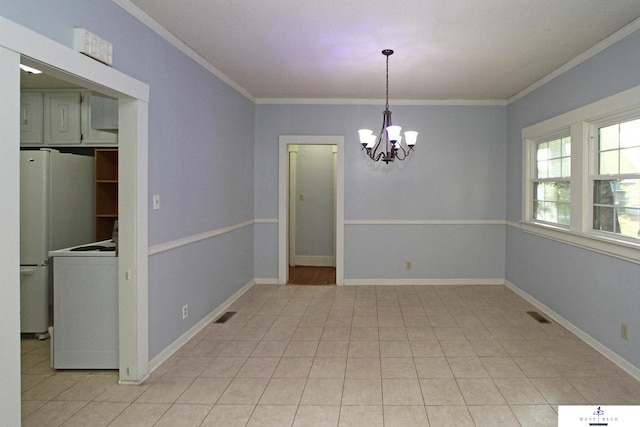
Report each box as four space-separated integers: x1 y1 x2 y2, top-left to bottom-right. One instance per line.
125 0 640 101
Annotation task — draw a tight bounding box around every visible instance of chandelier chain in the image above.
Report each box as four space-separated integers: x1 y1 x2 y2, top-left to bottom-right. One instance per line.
385 53 390 111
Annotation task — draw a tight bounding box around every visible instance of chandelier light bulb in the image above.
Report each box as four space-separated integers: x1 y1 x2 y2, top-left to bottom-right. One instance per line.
358 129 373 146
404 131 418 146
386 125 402 142
366 134 377 148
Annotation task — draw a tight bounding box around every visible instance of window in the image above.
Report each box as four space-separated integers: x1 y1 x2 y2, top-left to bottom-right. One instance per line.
533 136 571 225
593 118 640 239
522 86 640 264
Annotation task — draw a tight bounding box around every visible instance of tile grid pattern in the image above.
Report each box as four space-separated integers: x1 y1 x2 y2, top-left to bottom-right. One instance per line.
21 284 640 426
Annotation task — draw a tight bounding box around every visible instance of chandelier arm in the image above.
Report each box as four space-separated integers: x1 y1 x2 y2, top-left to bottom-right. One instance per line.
395 143 409 160
372 150 387 162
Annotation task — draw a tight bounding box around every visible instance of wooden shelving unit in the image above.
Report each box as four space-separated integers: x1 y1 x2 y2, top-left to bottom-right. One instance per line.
95 148 118 241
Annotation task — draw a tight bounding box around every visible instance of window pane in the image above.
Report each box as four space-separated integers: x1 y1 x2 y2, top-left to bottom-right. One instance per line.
620 208 639 238
549 138 561 158
544 183 557 201
557 203 570 225
620 118 640 149
594 180 615 205
599 150 618 175
599 124 619 151
534 182 545 200
537 142 548 161
619 147 640 174
593 205 617 232
561 157 570 178
561 137 571 156
556 181 570 202
549 158 562 178
537 161 547 179
619 179 640 209
593 179 640 238
534 181 570 225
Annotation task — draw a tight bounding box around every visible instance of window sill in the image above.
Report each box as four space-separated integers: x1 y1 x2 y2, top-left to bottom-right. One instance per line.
518 220 640 265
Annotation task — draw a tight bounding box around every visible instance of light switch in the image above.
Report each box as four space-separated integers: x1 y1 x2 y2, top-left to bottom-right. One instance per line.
153 195 160 210
299 193 304 201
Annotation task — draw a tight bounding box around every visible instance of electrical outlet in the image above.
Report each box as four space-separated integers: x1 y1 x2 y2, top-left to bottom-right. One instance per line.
621 323 629 340
153 195 160 210
406 261 412 270
182 304 188 319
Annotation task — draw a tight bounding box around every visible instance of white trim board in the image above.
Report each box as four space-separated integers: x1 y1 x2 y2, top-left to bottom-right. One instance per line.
504 280 640 382
148 219 254 256
344 278 505 286
345 219 505 225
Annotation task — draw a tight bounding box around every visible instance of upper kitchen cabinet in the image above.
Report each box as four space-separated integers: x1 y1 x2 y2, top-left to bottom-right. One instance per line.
44 91 82 145
82 92 118 145
20 89 118 147
20 92 44 145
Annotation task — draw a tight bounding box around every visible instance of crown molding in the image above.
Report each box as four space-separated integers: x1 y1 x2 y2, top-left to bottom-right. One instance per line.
508 16 640 104
112 0 254 102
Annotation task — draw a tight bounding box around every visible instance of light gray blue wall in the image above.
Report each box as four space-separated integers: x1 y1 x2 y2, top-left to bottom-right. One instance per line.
255 104 507 280
506 28 640 370
295 145 335 258
1 0 256 359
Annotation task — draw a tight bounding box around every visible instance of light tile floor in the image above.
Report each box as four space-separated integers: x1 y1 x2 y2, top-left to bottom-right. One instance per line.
21 284 640 426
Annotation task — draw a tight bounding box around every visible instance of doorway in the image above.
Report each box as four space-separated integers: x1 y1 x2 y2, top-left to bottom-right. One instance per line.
0 17 150 399
287 144 336 285
278 135 345 285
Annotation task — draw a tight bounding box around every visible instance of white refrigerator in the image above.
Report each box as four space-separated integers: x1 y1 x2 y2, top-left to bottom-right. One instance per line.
20 149 94 336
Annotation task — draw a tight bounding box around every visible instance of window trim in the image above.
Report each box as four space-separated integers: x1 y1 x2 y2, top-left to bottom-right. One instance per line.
521 84 640 265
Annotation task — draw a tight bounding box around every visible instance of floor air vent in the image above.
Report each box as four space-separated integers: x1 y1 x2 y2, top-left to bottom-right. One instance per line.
527 311 551 323
214 311 236 324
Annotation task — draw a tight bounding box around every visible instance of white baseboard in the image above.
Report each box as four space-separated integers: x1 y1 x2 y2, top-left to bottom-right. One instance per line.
149 280 255 374
504 280 640 382
254 277 279 285
343 278 505 286
291 255 334 267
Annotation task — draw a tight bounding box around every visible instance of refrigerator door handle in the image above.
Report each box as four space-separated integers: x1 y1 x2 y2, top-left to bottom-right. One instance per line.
20 267 37 276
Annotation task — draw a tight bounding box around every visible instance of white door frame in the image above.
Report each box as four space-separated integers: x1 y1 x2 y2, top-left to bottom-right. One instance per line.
0 17 150 394
278 135 344 285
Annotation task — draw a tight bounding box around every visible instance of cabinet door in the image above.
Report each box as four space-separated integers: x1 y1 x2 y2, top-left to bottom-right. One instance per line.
44 92 82 145
81 92 118 144
20 92 44 145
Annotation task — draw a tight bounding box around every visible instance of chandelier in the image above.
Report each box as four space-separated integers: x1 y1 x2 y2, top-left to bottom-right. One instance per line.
358 49 418 163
